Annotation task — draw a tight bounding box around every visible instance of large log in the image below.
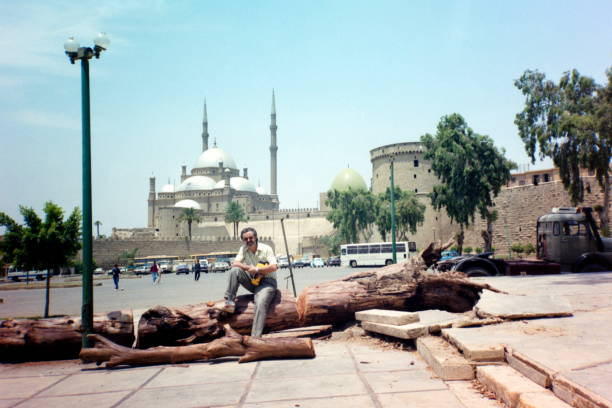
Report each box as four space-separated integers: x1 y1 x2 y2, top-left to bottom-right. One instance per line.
136 290 300 349
0 310 134 362
80 324 315 367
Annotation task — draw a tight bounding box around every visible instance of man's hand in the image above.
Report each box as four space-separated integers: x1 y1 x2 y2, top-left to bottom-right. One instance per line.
247 265 258 276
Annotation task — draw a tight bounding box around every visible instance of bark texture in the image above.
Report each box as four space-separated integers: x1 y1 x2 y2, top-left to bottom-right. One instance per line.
80 324 315 367
0 310 134 362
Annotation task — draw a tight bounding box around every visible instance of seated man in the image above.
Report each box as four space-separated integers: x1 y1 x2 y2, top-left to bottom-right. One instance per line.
217 227 278 337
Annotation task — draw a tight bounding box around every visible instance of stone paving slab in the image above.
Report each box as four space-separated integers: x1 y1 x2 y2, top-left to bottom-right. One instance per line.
355 309 420 325
361 310 462 340
126 381 248 407
416 336 474 380
243 395 376 408
445 381 503 408
475 291 573 319
442 327 505 362
477 365 544 408
376 389 465 407
19 391 131 408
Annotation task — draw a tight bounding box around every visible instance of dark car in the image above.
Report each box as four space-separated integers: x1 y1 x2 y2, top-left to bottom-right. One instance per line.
174 264 190 274
292 259 305 268
327 256 341 266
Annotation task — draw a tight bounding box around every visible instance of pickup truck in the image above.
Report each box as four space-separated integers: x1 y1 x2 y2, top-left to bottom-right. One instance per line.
7 269 47 282
436 207 612 276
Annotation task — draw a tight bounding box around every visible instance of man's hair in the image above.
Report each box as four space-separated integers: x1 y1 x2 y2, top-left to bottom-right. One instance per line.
240 227 258 243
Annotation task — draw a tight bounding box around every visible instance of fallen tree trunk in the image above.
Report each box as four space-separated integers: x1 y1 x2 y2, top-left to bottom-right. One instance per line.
0 310 134 362
80 324 315 367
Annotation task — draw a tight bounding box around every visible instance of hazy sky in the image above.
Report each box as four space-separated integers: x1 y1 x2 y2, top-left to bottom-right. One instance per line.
1 1 610 236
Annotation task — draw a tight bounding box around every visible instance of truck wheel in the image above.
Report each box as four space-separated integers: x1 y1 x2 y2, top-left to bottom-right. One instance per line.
464 267 490 277
578 262 608 273
350 260 357 268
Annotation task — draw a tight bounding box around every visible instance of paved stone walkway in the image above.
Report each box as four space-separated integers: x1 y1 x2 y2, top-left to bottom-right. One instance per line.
0 341 493 408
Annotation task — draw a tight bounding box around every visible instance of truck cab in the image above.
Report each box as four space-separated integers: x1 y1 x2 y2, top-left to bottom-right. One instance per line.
537 207 612 272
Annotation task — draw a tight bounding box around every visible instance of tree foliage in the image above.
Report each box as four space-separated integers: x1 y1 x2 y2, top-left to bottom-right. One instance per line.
375 187 426 241
514 68 611 232
178 208 202 240
319 233 343 256
325 189 377 244
421 114 516 253
225 201 247 239
0 202 81 317
119 248 138 266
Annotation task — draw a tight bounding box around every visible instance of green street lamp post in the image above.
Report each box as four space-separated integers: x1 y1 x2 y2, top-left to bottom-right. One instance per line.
64 33 110 348
389 155 397 263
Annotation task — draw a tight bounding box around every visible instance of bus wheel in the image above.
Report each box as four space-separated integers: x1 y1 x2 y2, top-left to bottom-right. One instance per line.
464 267 490 277
350 260 357 268
385 259 393 266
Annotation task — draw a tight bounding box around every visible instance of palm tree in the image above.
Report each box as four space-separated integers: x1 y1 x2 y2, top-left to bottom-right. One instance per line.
94 220 102 238
225 201 247 239
178 208 202 240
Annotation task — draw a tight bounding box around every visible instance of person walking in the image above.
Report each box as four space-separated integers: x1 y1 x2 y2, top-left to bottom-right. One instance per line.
111 264 121 290
194 261 201 281
150 261 159 284
215 227 277 338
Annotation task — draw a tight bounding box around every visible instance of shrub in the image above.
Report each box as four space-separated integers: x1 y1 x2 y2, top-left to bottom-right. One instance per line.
524 243 535 255
464 246 473 254
510 243 525 258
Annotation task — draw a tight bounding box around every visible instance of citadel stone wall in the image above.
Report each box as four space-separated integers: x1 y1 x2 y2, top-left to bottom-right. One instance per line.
92 237 274 268
462 176 609 254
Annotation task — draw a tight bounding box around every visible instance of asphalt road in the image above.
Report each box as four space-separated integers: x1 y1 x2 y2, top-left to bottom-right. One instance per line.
0 266 353 319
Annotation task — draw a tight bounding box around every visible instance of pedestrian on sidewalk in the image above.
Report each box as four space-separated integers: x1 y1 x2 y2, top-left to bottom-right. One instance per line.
150 261 159 284
214 227 277 338
111 264 121 290
194 261 201 281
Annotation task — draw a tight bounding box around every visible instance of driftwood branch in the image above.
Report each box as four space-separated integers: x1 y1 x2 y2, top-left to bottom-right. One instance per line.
80 324 315 367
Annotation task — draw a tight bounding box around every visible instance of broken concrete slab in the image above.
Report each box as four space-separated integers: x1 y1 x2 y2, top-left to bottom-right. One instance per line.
518 391 573 408
475 291 573 320
442 328 505 362
416 336 474 380
361 310 462 340
355 309 419 325
477 365 544 408
552 371 612 408
505 347 556 388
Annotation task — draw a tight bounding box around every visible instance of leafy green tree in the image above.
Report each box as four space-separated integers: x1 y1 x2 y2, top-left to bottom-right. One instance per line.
319 233 342 256
375 187 425 241
421 114 516 254
178 208 202 240
225 201 247 239
119 248 138 266
326 189 377 244
515 68 611 232
0 202 81 317
94 220 102 239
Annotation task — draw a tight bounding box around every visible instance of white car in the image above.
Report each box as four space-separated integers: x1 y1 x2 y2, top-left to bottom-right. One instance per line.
212 261 230 272
311 257 325 268
278 256 289 268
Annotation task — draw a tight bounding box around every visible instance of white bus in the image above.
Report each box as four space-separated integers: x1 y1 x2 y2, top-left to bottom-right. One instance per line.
340 241 416 267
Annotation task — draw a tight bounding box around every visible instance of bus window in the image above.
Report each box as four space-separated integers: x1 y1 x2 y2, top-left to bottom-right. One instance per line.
553 222 560 236
348 246 358 254
368 244 381 254
396 243 406 252
341 248 346 255
408 242 417 252
358 245 368 254
381 244 393 253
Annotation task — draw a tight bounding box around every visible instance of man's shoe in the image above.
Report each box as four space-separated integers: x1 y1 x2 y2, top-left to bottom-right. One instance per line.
214 300 235 313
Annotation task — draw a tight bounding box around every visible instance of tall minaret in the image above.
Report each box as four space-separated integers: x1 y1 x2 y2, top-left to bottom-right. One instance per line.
202 99 209 152
147 176 156 227
269 90 278 195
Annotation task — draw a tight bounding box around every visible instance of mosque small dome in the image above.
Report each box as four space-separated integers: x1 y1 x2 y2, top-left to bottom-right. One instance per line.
215 177 257 192
174 199 201 209
194 147 237 169
256 186 267 195
330 168 368 192
177 175 216 192
161 183 175 193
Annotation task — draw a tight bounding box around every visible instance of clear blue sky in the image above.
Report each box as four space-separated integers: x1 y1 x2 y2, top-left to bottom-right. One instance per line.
1 1 610 236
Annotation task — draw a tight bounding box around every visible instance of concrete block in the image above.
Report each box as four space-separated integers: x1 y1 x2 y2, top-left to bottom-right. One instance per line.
443 328 505 362
552 374 612 408
505 347 556 388
362 309 461 339
355 309 419 325
416 336 474 380
518 391 572 408
477 365 544 408
475 291 573 320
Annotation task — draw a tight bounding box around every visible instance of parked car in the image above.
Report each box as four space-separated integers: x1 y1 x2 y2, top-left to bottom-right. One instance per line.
292 259 305 268
134 264 150 275
311 257 325 267
327 256 341 266
159 262 172 273
211 261 230 272
300 257 311 267
278 256 289 268
174 264 190 274
94 267 104 275
198 259 209 273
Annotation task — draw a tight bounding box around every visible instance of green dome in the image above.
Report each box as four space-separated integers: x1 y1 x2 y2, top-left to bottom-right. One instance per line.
330 168 368 192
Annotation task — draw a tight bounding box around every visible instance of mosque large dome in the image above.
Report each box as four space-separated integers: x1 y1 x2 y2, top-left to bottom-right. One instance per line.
215 177 257 192
194 147 237 169
330 168 368 192
177 175 216 191
174 199 201 209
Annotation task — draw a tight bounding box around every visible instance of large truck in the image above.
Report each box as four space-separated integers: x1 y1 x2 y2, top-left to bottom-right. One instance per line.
435 207 612 277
